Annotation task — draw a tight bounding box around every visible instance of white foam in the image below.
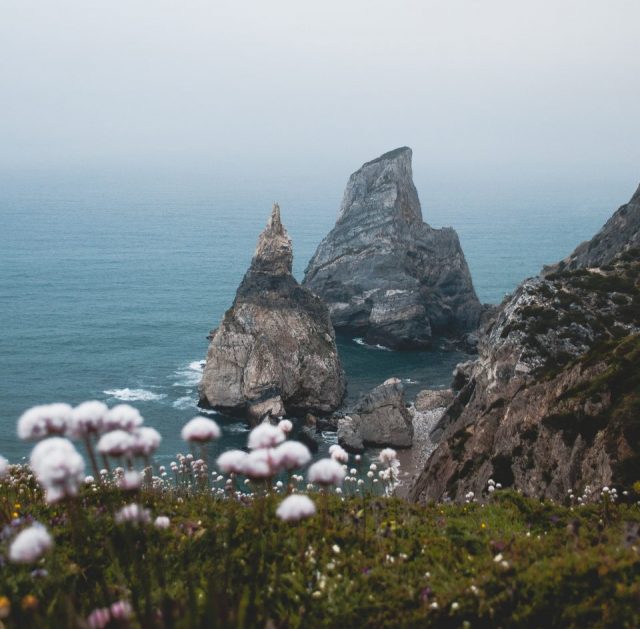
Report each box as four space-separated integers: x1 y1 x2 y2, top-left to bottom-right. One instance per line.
172 359 206 387
224 423 250 434
104 388 167 402
403 378 419 384
352 337 392 351
172 396 197 410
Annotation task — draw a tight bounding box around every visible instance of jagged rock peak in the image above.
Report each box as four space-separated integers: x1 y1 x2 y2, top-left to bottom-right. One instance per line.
338 146 422 224
251 203 293 276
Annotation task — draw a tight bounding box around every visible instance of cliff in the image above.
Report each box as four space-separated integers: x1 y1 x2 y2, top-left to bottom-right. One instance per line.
410 184 640 502
303 147 482 349
199 204 346 423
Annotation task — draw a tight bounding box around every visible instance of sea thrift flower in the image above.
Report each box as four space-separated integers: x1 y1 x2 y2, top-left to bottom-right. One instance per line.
18 403 72 440
8 525 53 564
110 600 132 620
181 416 221 443
130 426 162 456
272 441 311 470
97 430 135 457
154 516 170 529
30 437 85 503
329 444 349 463
379 448 397 465
0 455 8 478
115 503 151 525
68 401 108 437
308 458 346 487
102 404 143 432
278 419 293 434
247 423 285 450
118 470 142 491
86 607 111 629
276 494 316 522
216 449 249 474
241 449 275 479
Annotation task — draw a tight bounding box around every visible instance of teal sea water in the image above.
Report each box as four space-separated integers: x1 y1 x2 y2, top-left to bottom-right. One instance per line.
0 168 629 464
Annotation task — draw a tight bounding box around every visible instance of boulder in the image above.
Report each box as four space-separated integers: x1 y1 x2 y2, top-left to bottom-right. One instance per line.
337 378 414 449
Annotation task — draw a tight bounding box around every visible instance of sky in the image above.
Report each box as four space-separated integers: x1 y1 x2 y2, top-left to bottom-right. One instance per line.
1 0 639 190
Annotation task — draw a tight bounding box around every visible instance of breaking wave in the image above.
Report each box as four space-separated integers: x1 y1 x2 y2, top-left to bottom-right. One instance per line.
104 388 167 402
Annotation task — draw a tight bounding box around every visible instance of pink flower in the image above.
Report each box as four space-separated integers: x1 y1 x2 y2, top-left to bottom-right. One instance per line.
9 525 53 564
277 419 293 434
276 494 316 522
181 417 221 443
68 401 108 437
272 441 311 470
329 444 349 463
102 404 143 432
308 458 346 487
216 449 249 474
110 600 132 620
86 607 111 629
97 430 134 457
130 426 162 456
241 449 275 479
115 503 151 525
154 516 170 529
247 423 285 450
30 437 85 503
18 403 72 440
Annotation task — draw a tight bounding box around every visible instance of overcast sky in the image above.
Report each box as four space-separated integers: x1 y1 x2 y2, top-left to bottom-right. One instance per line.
1 0 639 188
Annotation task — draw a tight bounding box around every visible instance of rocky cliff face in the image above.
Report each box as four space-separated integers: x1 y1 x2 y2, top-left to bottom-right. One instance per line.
199 205 346 423
410 185 640 502
303 147 482 349
544 184 640 273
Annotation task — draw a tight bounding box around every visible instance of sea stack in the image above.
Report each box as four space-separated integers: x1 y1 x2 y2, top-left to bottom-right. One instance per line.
199 204 346 423
303 147 482 349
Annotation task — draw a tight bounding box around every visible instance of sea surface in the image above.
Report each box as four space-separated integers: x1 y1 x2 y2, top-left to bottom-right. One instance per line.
0 167 631 464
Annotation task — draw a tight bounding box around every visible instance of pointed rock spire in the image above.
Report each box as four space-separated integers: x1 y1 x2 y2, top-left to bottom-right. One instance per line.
251 203 293 276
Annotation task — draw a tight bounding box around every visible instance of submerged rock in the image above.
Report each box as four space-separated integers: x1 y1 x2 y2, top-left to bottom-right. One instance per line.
337 378 414 451
199 204 346 423
303 147 481 349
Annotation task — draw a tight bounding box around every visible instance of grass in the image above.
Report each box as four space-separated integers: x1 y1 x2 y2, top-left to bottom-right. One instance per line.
1 474 640 628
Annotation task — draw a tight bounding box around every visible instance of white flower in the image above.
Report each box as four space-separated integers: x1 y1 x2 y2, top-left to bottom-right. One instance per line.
329 444 349 463
272 441 311 470
307 458 346 486
103 404 143 432
154 516 170 529
97 430 135 457
493 553 503 563
277 419 293 434
0 455 9 478
276 494 316 522
68 401 108 437
130 427 162 456
115 503 151 525
379 448 397 465
18 403 72 440
181 417 221 443
118 470 142 491
451 602 460 611
216 449 249 474
30 437 85 503
247 423 285 450
84 475 95 485
332 544 340 554
488 485 495 493
9 525 53 563
241 449 276 479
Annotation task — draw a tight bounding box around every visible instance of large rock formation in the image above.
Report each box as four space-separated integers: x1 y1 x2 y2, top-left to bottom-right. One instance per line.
303 147 482 349
410 185 640 503
199 204 346 423
337 378 414 452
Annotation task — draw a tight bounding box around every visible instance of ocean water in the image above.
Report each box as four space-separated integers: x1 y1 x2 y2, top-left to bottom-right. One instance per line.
0 168 630 464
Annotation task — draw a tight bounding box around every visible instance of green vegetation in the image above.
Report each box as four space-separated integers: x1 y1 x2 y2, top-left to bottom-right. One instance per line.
1 478 639 628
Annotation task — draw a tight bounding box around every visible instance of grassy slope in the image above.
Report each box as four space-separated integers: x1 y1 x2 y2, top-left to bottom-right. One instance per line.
1 483 639 628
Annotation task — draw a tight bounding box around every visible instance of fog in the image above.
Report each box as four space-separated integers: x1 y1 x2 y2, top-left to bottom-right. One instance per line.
1 0 639 190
